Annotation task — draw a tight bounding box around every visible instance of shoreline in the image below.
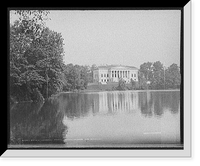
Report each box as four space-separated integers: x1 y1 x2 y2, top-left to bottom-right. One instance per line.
11 89 180 103
61 89 180 94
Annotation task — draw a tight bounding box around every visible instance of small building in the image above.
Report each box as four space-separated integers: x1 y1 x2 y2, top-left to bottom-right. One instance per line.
93 65 139 84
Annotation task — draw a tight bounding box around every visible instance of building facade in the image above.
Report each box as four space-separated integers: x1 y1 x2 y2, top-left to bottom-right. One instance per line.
93 65 139 84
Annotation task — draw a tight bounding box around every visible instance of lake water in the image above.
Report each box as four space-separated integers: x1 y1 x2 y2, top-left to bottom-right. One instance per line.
9 90 181 148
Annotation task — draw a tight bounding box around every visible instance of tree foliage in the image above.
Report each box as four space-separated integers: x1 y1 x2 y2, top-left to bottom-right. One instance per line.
115 78 126 90
88 64 98 83
10 10 65 101
138 71 148 90
165 63 181 89
139 61 181 90
63 64 90 92
151 61 164 89
130 78 138 90
139 62 153 81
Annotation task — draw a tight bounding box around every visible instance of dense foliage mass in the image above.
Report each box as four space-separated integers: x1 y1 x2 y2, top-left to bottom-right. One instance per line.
10 10 94 102
62 64 92 92
10 11 65 102
138 61 181 90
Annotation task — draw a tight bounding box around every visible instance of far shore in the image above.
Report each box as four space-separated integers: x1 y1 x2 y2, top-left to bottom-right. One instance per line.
11 89 180 104
60 89 180 94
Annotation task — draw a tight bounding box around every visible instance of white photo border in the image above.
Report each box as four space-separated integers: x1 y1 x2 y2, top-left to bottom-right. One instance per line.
4 2 191 157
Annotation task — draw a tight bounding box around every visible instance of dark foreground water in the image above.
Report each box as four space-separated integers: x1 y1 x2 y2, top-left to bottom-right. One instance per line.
9 90 181 148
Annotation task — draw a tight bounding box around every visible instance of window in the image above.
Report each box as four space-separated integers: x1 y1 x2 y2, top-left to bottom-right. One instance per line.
107 79 109 82
107 74 109 77
104 74 106 77
104 79 106 82
132 74 133 77
101 74 103 77
134 74 136 77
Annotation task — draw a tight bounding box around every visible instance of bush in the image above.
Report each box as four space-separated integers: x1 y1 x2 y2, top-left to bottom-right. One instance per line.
115 79 126 91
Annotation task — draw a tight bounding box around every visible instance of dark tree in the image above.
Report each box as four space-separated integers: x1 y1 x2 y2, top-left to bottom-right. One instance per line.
165 63 181 89
10 10 65 101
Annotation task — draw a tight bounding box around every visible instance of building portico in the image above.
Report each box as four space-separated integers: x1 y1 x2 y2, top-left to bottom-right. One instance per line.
93 65 138 84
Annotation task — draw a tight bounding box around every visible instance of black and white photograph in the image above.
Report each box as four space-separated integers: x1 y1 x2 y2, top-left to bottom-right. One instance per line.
6 4 192 158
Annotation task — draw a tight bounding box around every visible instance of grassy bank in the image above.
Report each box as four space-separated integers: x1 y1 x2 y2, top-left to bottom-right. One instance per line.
80 83 180 93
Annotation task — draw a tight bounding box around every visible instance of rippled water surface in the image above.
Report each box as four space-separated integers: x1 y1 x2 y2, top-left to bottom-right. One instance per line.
10 90 181 148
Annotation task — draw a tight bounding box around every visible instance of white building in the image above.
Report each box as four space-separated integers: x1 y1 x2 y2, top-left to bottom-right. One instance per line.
93 65 139 84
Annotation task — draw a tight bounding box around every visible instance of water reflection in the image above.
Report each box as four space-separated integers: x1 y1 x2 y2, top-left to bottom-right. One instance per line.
99 92 139 114
62 91 180 145
10 99 66 144
59 91 180 118
10 91 180 146
57 93 95 119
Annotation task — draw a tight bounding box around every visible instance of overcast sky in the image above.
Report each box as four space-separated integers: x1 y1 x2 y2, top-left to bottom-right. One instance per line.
10 10 181 68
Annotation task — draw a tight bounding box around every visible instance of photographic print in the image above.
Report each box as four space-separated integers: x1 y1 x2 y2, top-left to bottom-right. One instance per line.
5 2 191 157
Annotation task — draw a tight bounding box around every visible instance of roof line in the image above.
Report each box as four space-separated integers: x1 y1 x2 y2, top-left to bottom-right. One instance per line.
97 65 138 70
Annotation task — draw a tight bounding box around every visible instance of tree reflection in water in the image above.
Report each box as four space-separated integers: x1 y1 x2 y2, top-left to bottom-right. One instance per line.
58 91 180 119
57 93 96 119
10 98 66 144
10 91 180 145
61 91 180 146
138 92 154 117
138 91 180 117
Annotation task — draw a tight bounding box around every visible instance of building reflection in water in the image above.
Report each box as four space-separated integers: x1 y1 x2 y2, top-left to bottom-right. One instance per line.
10 91 180 145
60 91 180 119
96 92 139 115
62 91 180 146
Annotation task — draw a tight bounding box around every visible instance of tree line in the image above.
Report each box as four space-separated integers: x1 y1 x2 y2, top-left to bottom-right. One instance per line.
137 61 181 90
10 10 181 102
105 61 181 91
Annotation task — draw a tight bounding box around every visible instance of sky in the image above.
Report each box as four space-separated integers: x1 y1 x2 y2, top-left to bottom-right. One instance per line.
10 10 181 68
